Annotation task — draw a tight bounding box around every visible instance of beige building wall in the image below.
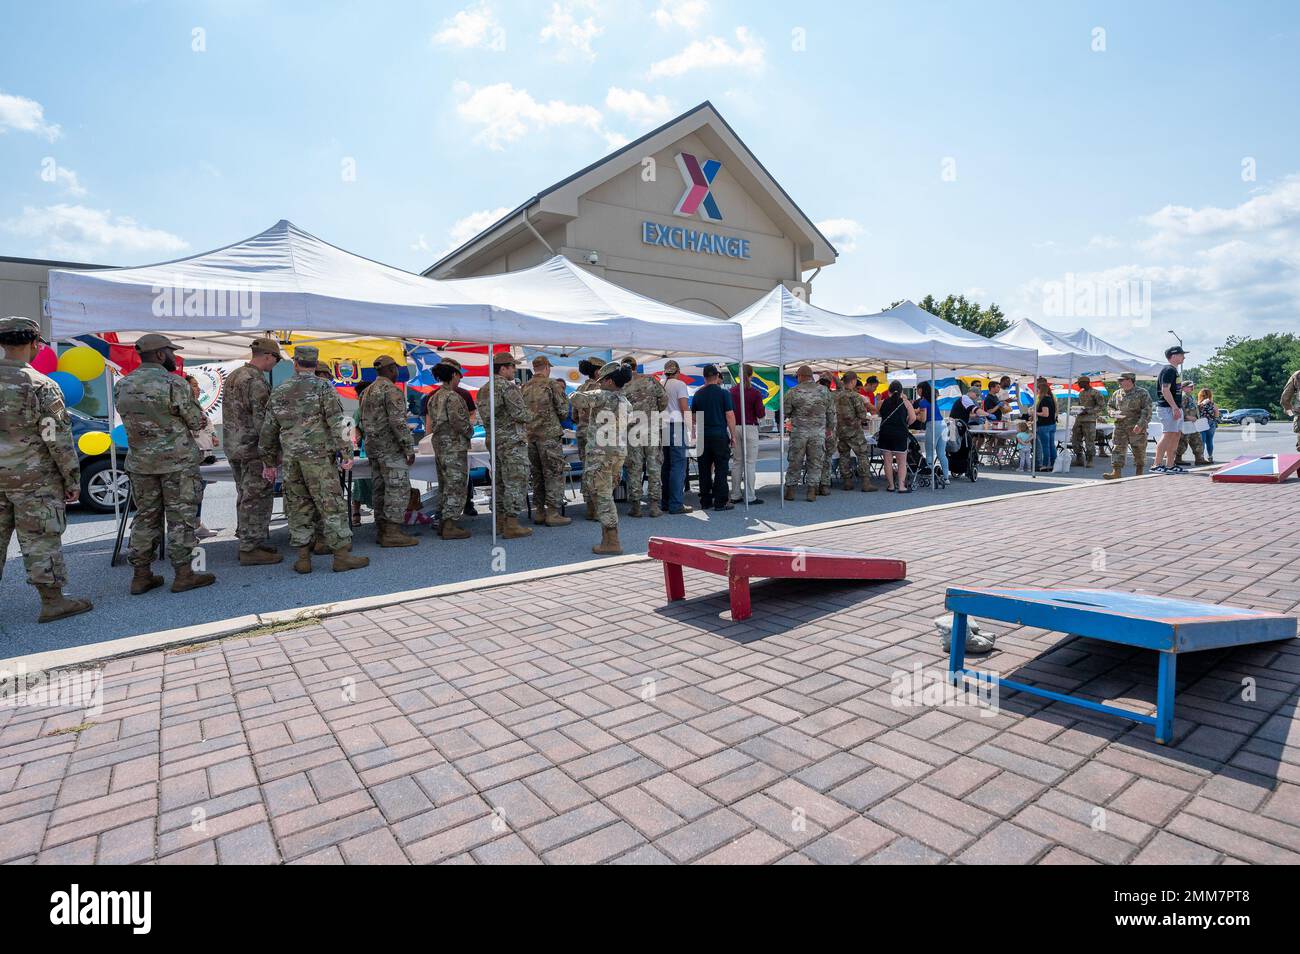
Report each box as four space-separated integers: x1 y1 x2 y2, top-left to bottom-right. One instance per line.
0 258 105 338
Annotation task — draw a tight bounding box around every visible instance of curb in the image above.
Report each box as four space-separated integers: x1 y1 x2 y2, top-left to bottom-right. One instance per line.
0 469 1168 676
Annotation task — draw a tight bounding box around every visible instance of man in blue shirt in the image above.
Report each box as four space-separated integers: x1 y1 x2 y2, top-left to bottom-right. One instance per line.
689 364 738 511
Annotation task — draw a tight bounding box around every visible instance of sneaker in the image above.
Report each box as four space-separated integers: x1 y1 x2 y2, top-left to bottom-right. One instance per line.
745 498 764 505
1151 465 1167 474
1167 465 1187 474
713 503 734 512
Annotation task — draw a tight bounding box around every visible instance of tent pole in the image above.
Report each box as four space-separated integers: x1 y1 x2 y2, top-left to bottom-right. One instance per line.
738 339 748 514
489 341 497 546
929 361 935 493
1031 357 1039 480
778 366 785 510
106 363 121 533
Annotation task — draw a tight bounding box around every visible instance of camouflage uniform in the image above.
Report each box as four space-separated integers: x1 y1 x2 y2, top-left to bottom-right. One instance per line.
0 358 79 588
358 376 415 525
1107 383 1152 474
621 373 667 506
115 364 205 569
1281 370 1300 451
1176 391 1207 463
834 388 873 480
784 381 833 488
522 373 569 512
479 374 530 518
259 370 352 549
573 387 630 529
571 378 601 501
1069 386 1106 465
427 386 473 521
222 362 275 553
818 384 838 491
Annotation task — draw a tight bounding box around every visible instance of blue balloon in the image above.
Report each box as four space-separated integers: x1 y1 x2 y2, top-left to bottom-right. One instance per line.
48 371 84 407
110 424 129 449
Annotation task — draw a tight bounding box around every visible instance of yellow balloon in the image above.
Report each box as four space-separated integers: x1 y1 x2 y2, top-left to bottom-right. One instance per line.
77 431 112 456
58 346 106 382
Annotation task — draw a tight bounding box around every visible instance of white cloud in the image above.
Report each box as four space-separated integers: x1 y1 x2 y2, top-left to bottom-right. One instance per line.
443 206 513 254
604 87 674 127
0 91 61 140
453 81 604 150
651 0 709 30
1142 175 1300 250
540 2 602 61
648 26 765 79
602 130 630 150
432 2 506 51
49 166 87 197
3 204 187 260
411 234 432 253
816 217 864 253
1087 234 1121 250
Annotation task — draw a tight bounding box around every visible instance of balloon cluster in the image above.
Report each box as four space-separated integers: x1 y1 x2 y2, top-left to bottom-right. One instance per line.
39 345 106 406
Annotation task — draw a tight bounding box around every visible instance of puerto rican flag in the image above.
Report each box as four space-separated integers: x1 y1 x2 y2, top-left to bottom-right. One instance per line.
405 341 508 401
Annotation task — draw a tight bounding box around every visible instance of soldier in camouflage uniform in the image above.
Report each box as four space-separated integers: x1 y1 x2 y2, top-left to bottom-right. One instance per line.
1102 372 1152 479
571 358 603 521
522 355 572 528
114 333 215 594
572 361 631 555
479 352 533 539
0 316 93 622
783 365 834 502
619 355 668 518
816 372 838 494
259 346 368 574
359 355 418 547
426 361 473 540
1282 368 1300 452
834 371 878 492
1069 375 1107 467
1174 382 1209 466
222 337 283 566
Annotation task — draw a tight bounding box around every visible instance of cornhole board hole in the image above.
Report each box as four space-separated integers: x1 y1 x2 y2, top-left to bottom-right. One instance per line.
945 587 1297 744
1212 453 1300 484
648 537 907 621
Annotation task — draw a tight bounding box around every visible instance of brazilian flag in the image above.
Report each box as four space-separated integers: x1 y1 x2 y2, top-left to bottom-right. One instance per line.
727 364 783 410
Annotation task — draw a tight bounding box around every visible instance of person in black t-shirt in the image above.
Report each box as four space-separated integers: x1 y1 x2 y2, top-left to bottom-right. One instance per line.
1153 346 1187 472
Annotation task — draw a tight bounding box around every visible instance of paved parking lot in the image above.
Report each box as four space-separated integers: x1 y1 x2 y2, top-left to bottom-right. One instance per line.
1 459 1297 864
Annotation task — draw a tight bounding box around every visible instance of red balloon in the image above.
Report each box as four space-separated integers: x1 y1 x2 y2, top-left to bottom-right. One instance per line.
31 346 57 374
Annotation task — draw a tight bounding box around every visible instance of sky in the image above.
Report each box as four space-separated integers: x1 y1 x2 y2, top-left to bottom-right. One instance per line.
2 0 1298 364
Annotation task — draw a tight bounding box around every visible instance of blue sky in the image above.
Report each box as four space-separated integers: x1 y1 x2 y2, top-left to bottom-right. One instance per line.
2 0 1298 361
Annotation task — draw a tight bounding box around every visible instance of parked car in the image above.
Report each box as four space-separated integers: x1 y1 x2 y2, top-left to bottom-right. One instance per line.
1222 407 1271 426
69 409 131 513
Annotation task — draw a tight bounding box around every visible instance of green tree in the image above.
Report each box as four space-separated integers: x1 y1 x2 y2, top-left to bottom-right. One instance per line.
890 294 1011 338
1198 333 1300 414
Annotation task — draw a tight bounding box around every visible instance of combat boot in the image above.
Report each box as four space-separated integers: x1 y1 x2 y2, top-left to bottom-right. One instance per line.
592 526 622 555
784 484 795 501
585 498 598 521
817 485 830 496
378 521 419 548
332 545 369 572
534 506 549 526
648 503 662 518
501 515 533 539
171 565 216 593
1134 463 1145 476
129 565 164 595
862 478 878 492
294 545 313 574
257 543 279 555
1193 456 1210 466
806 486 816 502
36 586 93 624
629 498 642 518
440 519 471 540
843 474 856 491
311 535 331 555
1102 465 1124 480
239 548 283 566
544 509 572 527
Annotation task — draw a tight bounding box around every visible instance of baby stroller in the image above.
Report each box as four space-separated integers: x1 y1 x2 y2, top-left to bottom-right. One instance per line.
946 419 979 482
911 431 949 490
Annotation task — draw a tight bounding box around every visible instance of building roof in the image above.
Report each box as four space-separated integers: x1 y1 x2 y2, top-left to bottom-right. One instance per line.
424 100 838 278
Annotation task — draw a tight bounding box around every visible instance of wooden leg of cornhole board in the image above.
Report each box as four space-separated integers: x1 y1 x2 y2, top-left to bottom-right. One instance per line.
663 561 685 603
1155 652 1177 745
948 612 968 682
728 571 751 621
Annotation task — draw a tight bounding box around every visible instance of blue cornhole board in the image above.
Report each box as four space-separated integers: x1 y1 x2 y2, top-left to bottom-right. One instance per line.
944 587 1297 744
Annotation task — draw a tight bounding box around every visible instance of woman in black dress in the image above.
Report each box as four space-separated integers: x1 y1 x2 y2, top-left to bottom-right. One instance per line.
876 380 917 491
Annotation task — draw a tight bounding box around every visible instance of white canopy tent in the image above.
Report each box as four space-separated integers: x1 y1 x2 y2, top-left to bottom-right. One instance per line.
994 319 1164 380
856 301 1039 375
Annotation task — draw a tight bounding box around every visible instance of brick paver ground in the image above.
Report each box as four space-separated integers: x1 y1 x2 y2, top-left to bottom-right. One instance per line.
2 473 1298 864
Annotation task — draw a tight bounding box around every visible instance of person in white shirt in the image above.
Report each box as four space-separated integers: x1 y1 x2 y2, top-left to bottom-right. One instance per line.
659 360 693 514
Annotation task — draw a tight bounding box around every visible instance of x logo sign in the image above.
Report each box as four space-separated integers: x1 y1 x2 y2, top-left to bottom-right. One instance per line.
673 152 723 222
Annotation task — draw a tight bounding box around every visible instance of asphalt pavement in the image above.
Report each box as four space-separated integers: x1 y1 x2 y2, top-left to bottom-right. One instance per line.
3 424 1294 658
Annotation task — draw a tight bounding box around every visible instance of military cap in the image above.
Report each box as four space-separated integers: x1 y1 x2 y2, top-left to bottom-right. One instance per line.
250 337 282 358
373 354 398 369
595 361 622 381
531 354 551 368
439 357 462 370
136 333 182 352
0 315 41 336
1076 374 1091 385
492 352 517 368
619 354 637 367
663 359 680 374
796 364 813 377
1119 372 1137 381
295 345 319 364
842 370 859 383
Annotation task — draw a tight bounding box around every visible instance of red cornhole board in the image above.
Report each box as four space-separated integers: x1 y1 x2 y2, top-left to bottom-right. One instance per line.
647 536 907 621
1212 453 1300 484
